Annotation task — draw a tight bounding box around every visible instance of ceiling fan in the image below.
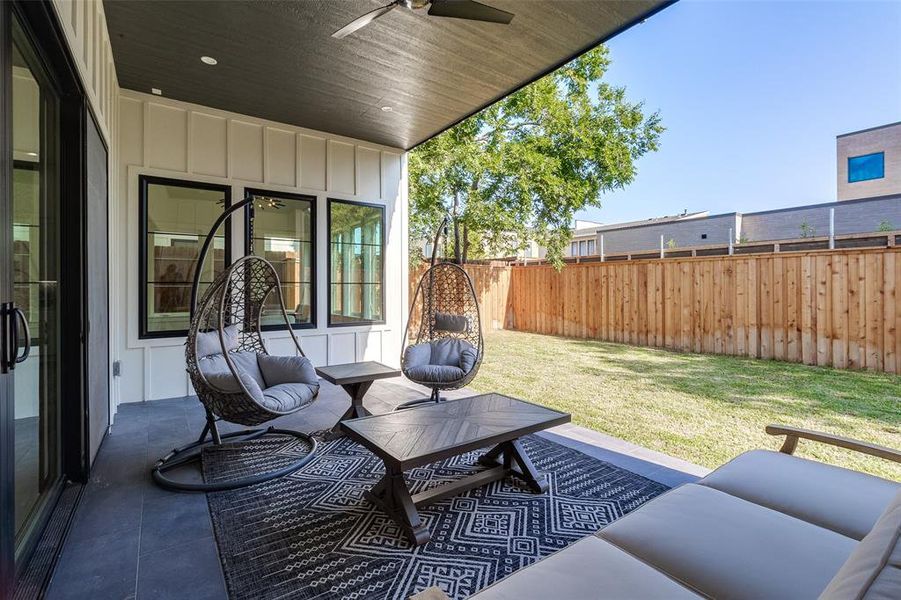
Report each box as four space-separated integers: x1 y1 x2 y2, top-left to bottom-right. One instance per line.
332 0 514 39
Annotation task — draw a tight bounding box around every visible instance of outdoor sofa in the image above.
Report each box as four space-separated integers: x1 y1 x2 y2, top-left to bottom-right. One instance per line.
416 425 901 600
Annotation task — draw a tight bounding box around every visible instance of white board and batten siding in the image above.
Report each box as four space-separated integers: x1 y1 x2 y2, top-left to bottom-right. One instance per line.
116 90 409 404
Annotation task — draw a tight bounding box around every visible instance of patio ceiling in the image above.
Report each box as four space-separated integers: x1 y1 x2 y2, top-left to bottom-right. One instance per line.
103 0 672 150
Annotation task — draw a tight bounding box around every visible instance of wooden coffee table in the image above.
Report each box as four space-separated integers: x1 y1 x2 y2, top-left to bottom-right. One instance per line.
340 393 571 545
315 361 401 439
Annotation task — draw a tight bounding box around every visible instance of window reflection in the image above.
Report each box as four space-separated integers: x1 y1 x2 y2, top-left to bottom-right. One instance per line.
329 200 384 325
141 177 229 336
247 191 315 328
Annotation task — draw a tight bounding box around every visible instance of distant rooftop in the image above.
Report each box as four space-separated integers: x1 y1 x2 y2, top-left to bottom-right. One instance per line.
594 210 709 233
836 120 901 139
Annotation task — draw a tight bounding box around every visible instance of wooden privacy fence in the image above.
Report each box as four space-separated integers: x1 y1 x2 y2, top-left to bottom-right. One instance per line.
410 248 901 374
409 262 512 333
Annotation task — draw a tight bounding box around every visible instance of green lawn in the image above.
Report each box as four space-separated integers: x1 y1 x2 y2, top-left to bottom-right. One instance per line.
469 330 901 481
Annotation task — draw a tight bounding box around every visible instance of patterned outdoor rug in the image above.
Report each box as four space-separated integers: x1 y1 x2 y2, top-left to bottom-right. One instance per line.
203 434 668 600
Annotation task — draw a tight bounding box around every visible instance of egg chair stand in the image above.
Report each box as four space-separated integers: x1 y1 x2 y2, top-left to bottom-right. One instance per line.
151 194 319 492
396 216 484 411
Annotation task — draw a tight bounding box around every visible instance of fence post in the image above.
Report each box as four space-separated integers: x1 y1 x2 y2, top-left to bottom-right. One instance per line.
829 208 835 250
600 235 605 262
660 234 665 259
729 228 734 256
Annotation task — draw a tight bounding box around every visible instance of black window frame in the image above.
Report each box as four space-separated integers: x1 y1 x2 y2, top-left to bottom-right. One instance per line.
243 187 317 331
138 174 231 339
327 198 386 327
847 151 885 183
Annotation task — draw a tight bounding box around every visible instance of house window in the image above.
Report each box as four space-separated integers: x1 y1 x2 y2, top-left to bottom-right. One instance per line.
328 199 384 326
578 240 587 256
245 189 315 329
587 239 595 255
848 152 884 183
139 176 230 338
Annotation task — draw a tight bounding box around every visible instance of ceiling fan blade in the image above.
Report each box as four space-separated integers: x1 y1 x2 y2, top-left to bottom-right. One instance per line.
427 0 513 24
332 3 398 39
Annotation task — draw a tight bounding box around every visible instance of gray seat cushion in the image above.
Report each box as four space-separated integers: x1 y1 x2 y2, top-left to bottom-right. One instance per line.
471 535 700 599
820 489 901 600
404 338 478 384
599 483 856 600
699 450 901 540
261 383 318 413
257 354 319 388
228 351 267 389
201 369 265 402
195 324 240 358
197 351 267 394
405 364 466 383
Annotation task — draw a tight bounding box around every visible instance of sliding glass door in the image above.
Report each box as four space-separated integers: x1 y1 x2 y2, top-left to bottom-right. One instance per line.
1 4 65 591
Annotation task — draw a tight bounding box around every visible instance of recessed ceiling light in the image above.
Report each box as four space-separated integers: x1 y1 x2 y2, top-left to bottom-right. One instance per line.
201 56 218 65
380 106 393 112
151 87 162 95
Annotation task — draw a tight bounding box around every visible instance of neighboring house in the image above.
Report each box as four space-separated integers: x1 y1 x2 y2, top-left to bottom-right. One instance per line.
565 220 604 257
837 121 901 201
585 195 901 256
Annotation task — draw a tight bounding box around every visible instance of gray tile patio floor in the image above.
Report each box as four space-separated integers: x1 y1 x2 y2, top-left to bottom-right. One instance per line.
45 378 707 600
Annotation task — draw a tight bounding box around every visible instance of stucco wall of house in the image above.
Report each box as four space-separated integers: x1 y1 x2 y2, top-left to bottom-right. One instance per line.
742 195 901 242
596 214 739 254
837 123 901 201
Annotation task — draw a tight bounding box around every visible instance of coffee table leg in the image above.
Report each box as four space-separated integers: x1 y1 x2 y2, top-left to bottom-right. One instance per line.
364 468 431 546
479 439 548 494
326 380 374 439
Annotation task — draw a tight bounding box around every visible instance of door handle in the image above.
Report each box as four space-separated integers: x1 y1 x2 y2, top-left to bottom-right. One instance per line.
1 303 30 372
12 307 30 364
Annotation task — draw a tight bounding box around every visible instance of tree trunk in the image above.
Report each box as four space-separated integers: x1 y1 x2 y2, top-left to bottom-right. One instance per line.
462 223 469 264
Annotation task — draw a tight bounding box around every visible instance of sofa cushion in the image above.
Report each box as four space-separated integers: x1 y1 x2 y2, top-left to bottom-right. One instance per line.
260 383 318 413
257 354 319 388
599 483 856 600
405 364 466 383
195 324 240 358
470 535 700 600
820 489 901 600
699 449 900 540
430 338 473 367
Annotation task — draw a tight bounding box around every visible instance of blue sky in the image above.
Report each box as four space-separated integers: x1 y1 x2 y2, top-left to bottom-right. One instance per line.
577 0 901 225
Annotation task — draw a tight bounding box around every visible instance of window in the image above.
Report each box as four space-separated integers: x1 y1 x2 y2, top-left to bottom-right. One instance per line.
245 189 315 329
848 152 884 183
139 176 230 338
328 199 384 325
578 240 587 256
587 239 595 255
570 241 578 256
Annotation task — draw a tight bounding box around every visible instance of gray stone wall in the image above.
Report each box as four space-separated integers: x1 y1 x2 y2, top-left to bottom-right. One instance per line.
596 214 739 255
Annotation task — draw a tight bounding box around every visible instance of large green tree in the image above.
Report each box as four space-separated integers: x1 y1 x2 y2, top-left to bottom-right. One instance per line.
409 45 663 267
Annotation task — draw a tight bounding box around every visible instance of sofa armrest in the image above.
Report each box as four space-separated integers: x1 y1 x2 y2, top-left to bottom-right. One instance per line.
765 424 901 463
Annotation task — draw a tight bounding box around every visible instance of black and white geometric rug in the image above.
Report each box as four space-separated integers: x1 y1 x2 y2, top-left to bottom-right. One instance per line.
203 434 668 600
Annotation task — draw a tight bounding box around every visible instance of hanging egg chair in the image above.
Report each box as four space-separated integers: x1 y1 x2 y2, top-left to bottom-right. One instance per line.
152 193 319 492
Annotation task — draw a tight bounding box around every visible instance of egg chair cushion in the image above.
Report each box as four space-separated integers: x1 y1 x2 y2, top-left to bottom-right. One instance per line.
200 364 266 402
258 354 319 389
406 364 467 383
261 382 319 413
404 338 478 384
198 351 267 390
195 324 241 358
